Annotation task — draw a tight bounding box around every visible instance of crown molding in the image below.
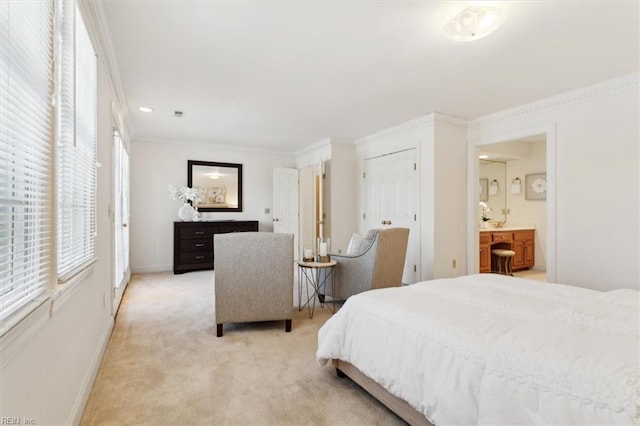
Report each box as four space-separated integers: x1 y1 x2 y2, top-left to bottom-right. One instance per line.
134 137 295 157
77 0 134 141
355 112 467 145
293 137 333 157
329 137 356 149
469 73 639 130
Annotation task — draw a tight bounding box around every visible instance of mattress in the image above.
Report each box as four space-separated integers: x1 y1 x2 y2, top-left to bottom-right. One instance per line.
316 273 640 425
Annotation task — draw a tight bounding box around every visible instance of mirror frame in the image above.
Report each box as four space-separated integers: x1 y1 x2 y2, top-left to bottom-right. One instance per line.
187 160 243 212
479 159 507 223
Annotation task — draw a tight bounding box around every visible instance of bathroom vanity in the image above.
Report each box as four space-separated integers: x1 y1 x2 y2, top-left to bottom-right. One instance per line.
479 228 535 273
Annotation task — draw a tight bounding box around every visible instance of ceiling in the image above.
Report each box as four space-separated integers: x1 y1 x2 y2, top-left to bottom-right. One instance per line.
100 1 639 152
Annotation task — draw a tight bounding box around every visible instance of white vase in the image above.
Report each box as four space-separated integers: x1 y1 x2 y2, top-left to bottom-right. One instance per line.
178 203 195 221
480 221 489 229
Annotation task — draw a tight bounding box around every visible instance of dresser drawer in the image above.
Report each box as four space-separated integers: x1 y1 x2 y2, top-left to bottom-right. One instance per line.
180 227 215 239
513 229 535 241
180 251 213 265
180 238 212 252
492 232 513 243
174 220 259 274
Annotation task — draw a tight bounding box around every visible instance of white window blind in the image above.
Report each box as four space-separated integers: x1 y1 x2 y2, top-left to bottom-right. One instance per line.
57 1 97 282
0 1 55 321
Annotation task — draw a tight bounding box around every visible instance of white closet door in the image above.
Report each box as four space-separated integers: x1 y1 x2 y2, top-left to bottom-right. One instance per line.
273 168 299 258
113 130 130 312
363 149 419 284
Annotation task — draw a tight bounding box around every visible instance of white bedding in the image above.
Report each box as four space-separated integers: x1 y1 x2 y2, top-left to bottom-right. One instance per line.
316 274 640 425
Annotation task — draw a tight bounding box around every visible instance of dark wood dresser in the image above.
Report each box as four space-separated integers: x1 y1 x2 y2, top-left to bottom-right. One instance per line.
173 220 259 274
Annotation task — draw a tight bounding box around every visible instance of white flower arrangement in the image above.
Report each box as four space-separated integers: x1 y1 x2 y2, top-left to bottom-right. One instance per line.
168 185 204 204
479 201 491 222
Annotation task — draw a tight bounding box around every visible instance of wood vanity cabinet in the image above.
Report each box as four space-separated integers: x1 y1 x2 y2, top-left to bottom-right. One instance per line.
479 229 535 273
479 232 492 273
173 220 258 274
512 229 535 270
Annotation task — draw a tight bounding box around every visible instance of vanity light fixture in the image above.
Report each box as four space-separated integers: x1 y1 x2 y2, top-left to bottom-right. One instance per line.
511 177 522 194
489 179 500 196
444 6 504 42
138 106 153 113
478 154 489 159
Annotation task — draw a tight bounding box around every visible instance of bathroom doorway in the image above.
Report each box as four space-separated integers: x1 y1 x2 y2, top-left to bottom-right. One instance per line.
468 125 556 282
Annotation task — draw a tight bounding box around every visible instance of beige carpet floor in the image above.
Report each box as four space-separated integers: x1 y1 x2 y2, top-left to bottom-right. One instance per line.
80 271 405 425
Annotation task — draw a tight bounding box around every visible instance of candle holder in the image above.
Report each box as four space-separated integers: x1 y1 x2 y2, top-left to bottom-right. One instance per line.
316 237 331 263
303 248 314 262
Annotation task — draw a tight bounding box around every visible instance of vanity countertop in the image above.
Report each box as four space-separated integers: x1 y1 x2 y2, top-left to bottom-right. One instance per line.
480 226 535 232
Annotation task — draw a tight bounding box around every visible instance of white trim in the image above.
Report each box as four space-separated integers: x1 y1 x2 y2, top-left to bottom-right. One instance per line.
0 300 51 368
133 136 295 157
51 262 96 316
77 0 133 142
356 115 432 145
355 112 466 146
131 265 173 274
469 73 639 130
113 269 131 316
293 137 332 157
467 124 557 283
68 317 114 426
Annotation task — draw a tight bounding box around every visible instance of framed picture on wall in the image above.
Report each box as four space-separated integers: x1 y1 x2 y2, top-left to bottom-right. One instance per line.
479 178 488 202
525 173 547 200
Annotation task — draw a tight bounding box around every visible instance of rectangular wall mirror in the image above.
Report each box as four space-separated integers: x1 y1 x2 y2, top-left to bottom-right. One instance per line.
479 159 506 223
187 160 243 212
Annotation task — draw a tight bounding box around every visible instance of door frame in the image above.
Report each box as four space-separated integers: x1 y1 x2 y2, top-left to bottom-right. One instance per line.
272 167 300 259
362 148 421 284
112 127 130 315
466 124 557 282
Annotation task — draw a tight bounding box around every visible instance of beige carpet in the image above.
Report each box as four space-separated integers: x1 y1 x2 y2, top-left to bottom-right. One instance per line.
81 271 405 425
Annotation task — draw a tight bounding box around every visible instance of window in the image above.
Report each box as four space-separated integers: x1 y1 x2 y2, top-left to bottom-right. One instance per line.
0 1 55 322
56 1 98 282
0 0 98 327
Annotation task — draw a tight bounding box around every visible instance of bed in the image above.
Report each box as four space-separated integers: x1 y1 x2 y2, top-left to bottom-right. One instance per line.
316 273 639 425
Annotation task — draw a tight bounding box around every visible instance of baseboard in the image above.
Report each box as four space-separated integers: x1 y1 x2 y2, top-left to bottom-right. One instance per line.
68 317 114 425
131 264 172 274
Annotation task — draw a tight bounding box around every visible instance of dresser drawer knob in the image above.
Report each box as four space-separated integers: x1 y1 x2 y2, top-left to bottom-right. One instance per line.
195 256 205 260
195 231 204 235
195 243 204 247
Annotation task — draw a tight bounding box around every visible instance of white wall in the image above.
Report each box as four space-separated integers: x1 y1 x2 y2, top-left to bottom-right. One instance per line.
293 138 357 254
506 141 547 270
130 140 295 273
327 143 358 252
355 113 468 281
0 45 119 424
468 74 639 291
433 121 468 278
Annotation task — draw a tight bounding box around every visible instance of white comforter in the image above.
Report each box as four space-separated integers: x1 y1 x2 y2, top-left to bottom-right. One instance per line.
316 274 640 425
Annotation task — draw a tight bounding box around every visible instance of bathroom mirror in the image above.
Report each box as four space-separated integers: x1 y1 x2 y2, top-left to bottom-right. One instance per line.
187 160 243 212
479 160 506 223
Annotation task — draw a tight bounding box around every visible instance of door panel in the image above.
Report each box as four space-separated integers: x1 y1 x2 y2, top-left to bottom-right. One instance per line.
363 149 419 284
273 168 299 258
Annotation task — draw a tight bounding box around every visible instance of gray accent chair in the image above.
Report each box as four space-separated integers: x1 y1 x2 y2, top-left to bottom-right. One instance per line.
328 228 410 301
214 232 294 337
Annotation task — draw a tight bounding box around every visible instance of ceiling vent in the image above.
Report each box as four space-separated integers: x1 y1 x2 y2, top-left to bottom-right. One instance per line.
174 111 184 118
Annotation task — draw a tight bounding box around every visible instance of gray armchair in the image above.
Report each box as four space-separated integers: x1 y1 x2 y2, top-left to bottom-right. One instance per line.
214 232 294 337
328 228 409 301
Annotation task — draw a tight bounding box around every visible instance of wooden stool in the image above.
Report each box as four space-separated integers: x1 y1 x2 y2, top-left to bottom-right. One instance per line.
492 249 515 275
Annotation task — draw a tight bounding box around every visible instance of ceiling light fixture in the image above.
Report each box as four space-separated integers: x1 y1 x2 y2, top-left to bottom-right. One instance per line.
138 106 153 113
478 154 489 159
444 6 504 42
